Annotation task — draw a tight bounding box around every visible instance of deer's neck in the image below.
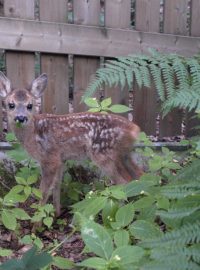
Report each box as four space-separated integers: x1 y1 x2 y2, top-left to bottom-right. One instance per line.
11 122 35 146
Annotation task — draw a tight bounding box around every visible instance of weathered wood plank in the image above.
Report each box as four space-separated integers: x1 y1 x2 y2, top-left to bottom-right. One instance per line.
104 0 131 108
41 54 69 114
4 0 35 86
4 0 34 19
190 0 200 37
135 0 160 32
134 0 160 135
185 0 200 137
0 17 200 57
105 0 131 28
163 0 188 35
73 0 100 112
159 0 188 137
4 0 35 131
39 0 69 114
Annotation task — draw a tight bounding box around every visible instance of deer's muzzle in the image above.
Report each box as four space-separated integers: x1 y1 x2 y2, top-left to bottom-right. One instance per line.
14 115 28 123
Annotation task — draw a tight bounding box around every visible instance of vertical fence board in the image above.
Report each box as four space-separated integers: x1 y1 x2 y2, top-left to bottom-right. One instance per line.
134 0 160 134
39 0 69 114
104 0 131 107
185 0 200 136
4 0 35 131
73 0 100 112
159 0 188 137
4 0 35 87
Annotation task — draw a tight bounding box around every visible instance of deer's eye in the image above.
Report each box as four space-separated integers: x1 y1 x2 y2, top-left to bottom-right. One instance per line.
8 103 15 110
27 104 33 110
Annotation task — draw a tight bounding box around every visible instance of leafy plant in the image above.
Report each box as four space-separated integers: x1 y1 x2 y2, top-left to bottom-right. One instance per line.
0 245 52 270
84 97 132 113
31 203 55 229
84 50 200 116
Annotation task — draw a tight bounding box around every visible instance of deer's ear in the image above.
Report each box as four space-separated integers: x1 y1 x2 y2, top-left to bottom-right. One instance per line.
0 72 12 98
31 73 47 98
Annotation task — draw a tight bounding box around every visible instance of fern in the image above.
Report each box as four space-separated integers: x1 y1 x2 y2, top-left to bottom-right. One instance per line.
141 221 200 248
84 50 200 116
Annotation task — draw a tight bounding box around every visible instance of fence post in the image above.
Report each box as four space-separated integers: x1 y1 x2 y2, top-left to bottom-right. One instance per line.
104 0 131 107
134 0 160 135
159 0 188 137
73 0 101 112
39 0 69 114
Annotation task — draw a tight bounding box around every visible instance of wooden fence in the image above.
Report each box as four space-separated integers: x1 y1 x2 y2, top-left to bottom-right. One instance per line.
0 0 200 138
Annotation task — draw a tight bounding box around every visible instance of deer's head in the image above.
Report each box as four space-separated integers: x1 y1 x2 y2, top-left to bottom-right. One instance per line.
0 72 47 127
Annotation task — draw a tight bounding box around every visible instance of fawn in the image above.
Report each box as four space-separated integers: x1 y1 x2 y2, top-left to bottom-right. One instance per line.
0 72 143 215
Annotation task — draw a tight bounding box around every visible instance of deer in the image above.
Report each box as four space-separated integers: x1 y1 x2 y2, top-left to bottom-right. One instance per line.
0 72 143 216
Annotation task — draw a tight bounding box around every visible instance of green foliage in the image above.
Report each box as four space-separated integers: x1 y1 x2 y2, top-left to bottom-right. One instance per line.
0 246 52 270
31 203 54 229
84 97 132 113
84 50 200 116
71 141 200 269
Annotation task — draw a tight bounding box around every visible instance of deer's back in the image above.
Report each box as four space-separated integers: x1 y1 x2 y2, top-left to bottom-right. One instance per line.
33 112 139 161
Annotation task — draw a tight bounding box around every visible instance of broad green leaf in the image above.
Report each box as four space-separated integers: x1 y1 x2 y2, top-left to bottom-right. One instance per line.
0 248 12 257
43 217 53 228
114 229 129 247
124 180 155 198
88 107 101 112
108 104 132 113
23 248 52 270
101 97 112 108
0 258 24 270
33 238 44 249
12 208 30 220
3 185 26 204
115 203 135 228
129 220 162 240
81 220 113 260
111 246 145 265
78 257 107 270
156 196 170 210
137 205 157 222
32 188 42 199
27 175 38 185
15 176 27 185
140 173 161 185
105 185 127 200
20 235 33 245
133 196 155 210
53 256 75 269
24 186 32 197
84 97 99 108
1 209 17 230
43 203 54 214
102 199 118 226
73 196 107 218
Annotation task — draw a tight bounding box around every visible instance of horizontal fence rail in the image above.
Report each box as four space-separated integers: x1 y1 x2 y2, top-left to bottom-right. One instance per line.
0 18 200 57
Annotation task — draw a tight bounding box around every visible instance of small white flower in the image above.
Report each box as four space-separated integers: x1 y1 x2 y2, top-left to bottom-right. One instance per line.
114 255 121 261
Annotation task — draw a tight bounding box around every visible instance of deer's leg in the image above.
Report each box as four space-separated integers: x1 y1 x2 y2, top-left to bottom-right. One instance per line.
91 153 132 184
123 154 144 180
40 160 63 216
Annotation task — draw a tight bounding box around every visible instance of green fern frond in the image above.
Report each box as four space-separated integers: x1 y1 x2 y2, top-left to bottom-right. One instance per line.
157 206 200 219
84 52 200 116
141 221 200 248
142 255 200 270
160 182 200 199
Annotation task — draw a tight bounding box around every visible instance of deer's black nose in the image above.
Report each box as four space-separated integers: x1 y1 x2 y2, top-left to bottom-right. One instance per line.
14 115 28 123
